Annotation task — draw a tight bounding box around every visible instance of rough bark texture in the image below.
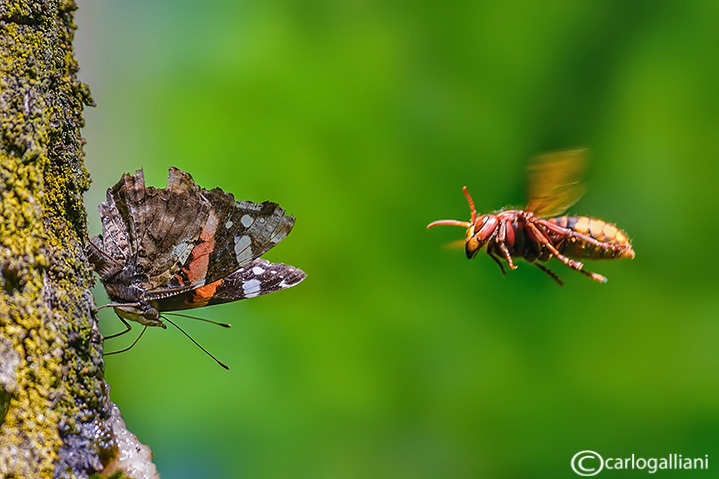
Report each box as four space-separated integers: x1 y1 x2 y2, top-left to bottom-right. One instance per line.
0 1 152 478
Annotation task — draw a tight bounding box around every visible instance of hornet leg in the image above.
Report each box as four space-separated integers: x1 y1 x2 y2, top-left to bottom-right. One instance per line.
497 242 517 270
525 220 607 283
487 249 507 275
535 263 564 286
494 220 517 270
535 219 634 257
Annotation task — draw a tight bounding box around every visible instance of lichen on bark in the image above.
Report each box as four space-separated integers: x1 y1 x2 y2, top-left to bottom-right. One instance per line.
0 1 149 478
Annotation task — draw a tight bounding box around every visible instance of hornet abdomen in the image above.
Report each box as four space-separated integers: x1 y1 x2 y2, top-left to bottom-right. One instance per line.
547 216 634 261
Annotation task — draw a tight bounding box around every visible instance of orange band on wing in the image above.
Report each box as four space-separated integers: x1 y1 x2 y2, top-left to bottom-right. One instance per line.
189 279 222 307
181 211 219 284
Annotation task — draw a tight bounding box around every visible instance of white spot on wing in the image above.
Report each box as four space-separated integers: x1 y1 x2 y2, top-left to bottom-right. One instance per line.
225 220 233 229
234 235 252 264
252 266 265 275
173 241 193 265
242 278 262 298
240 214 253 227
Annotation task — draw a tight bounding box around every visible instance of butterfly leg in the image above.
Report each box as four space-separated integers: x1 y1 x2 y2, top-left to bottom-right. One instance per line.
104 316 132 340
525 220 607 283
104 325 148 356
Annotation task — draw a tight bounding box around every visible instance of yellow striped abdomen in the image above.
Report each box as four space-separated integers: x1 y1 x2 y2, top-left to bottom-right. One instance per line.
547 216 635 260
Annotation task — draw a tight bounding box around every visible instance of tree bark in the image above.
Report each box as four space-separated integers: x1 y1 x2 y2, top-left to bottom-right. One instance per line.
0 1 156 478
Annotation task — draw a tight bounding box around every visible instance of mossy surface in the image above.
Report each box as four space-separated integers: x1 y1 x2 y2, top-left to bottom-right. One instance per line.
0 1 118 478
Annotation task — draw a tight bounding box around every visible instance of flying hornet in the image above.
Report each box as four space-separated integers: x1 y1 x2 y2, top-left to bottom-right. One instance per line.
427 148 635 285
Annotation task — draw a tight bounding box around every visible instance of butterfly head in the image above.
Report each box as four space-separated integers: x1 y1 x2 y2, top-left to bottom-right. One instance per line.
113 300 165 328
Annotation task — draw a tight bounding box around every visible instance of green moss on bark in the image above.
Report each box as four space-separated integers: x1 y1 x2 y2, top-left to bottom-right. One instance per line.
0 1 121 478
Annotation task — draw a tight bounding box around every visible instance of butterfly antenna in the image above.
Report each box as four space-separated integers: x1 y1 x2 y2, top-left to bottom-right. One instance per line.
164 312 232 328
162 315 230 370
105 325 148 355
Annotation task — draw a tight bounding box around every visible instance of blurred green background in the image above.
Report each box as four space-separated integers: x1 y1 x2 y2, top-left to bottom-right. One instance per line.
75 1 719 478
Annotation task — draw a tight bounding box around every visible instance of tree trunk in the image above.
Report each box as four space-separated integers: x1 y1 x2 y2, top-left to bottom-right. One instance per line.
0 1 156 478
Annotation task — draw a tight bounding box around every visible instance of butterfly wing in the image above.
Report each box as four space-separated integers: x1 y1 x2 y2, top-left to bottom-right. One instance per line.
91 168 213 289
187 187 296 292
91 168 298 298
148 258 306 311
525 148 588 217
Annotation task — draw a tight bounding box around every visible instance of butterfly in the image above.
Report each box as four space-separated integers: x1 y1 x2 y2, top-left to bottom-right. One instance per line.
87 167 306 367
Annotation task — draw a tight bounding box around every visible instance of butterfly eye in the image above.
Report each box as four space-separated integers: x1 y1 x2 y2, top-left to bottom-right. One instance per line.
140 302 159 321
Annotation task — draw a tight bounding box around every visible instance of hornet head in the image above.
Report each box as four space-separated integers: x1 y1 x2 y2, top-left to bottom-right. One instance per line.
427 186 499 259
